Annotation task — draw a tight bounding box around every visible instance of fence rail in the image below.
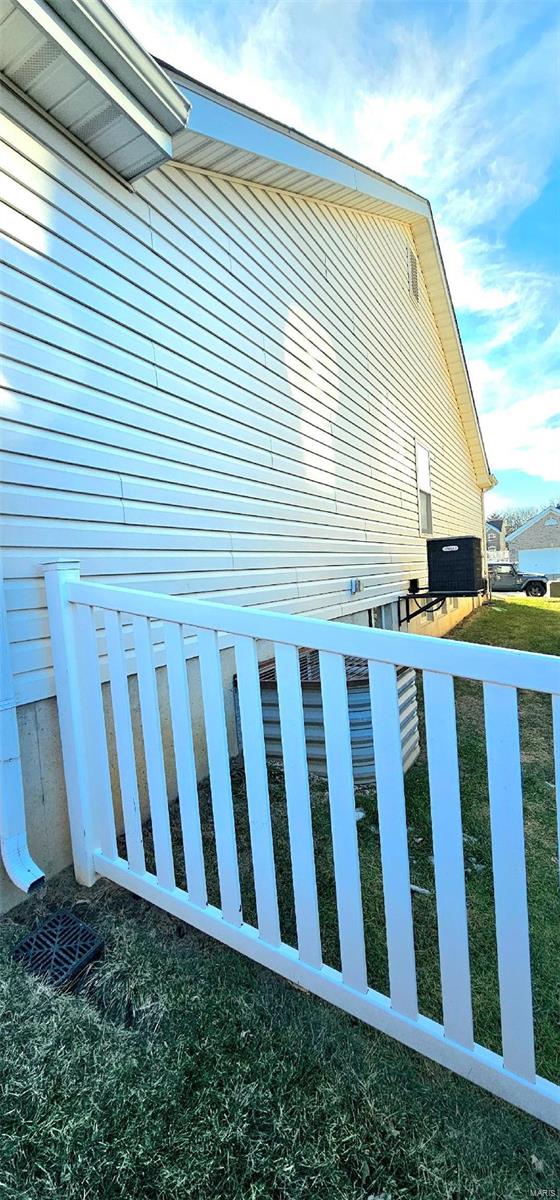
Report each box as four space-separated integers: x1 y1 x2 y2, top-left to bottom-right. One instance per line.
44 562 560 1128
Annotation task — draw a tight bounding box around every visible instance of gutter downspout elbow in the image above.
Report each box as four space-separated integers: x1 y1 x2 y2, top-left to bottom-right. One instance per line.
0 581 45 895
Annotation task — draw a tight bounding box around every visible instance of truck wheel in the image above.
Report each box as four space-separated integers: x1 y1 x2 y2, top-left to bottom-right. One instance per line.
525 581 546 598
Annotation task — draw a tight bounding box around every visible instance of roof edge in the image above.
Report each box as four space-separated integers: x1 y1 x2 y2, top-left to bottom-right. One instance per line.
48 0 190 134
162 63 430 214
416 204 494 490
506 505 560 541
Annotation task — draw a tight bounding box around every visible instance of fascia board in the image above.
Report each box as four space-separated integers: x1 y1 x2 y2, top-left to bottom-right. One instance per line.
175 84 429 220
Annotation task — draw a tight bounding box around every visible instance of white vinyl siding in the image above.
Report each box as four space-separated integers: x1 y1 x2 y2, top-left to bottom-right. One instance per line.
1 87 483 705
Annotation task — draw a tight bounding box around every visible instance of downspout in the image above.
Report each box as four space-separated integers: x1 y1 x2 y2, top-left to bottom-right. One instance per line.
0 577 45 894
480 484 493 605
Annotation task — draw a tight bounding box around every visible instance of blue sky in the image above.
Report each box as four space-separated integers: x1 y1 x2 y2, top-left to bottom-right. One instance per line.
112 0 559 512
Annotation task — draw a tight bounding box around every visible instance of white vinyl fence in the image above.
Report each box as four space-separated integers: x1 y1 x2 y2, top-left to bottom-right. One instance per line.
44 562 560 1128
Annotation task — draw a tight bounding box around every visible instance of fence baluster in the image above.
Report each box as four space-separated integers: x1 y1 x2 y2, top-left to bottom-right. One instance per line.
104 609 145 875
423 670 473 1048
275 642 322 968
483 681 535 1081
132 615 175 891
234 635 281 945
73 604 118 861
163 621 207 906
198 628 242 926
369 660 417 1019
319 650 367 992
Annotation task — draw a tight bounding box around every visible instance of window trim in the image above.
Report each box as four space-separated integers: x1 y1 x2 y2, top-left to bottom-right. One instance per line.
372 601 399 631
415 440 433 537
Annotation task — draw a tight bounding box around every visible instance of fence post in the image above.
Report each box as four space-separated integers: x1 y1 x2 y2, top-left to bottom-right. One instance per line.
43 560 97 886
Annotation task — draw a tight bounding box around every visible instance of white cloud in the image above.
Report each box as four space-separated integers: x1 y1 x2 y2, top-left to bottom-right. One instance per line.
484 491 518 514
470 353 560 483
437 231 520 315
480 390 560 482
109 0 319 131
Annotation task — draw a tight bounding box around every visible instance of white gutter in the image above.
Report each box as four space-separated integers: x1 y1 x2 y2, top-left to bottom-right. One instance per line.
48 0 191 134
16 0 174 152
5 0 190 180
0 577 45 894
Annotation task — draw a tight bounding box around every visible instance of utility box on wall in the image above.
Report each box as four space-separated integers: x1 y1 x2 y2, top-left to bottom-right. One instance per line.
427 536 484 595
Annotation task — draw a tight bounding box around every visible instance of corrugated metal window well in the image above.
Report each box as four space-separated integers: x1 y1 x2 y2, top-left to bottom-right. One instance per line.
234 648 419 784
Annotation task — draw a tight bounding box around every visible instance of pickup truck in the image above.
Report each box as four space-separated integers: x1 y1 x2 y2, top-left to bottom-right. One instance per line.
488 564 548 597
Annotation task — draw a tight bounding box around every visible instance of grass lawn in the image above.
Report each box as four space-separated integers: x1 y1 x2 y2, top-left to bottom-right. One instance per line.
1 596 559 1199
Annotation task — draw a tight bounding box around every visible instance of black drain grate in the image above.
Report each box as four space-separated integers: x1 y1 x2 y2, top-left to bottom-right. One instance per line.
13 910 104 988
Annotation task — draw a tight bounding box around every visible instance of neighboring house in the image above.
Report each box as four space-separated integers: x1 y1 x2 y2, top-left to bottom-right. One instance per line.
0 0 494 910
485 518 507 561
506 506 560 577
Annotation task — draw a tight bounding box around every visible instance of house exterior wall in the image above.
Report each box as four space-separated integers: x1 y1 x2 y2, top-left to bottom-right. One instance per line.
508 510 560 577
486 525 500 549
0 89 485 908
485 522 506 561
512 512 560 552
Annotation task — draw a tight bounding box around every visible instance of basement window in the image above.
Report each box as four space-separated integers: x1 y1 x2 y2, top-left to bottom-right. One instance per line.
373 602 399 631
416 442 433 535
408 247 419 302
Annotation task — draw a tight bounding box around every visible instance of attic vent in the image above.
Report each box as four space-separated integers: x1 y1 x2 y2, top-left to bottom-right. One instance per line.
73 103 121 144
11 42 62 90
408 247 419 302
